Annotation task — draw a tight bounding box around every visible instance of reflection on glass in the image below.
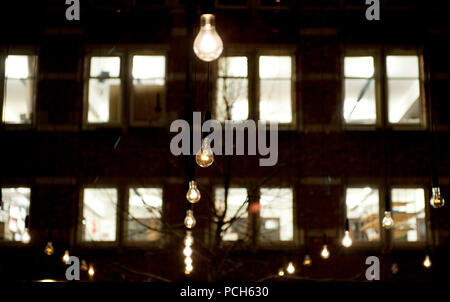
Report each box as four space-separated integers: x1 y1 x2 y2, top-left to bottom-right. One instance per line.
82 188 117 241
391 188 425 242
345 187 380 242
259 188 293 242
0 187 31 242
214 188 248 241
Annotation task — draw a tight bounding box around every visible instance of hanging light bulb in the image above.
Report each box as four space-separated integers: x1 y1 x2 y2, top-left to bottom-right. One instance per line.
62 250 70 263
391 262 399 274
184 231 194 246
342 219 352 248
185 256 193 266
320 245 330 259
22 228 31 244
183 246 193 257
430 187 445 208
81 260 88 271
185 263 193 275
196 138 214 168
382 211 394 229
193 14 223 62
278 268 285 276
286 262 295 274
186 180 201 203
303 254 312 266
184 210 197 229
44 241 54 255
88 263 95 278
423 254 432 269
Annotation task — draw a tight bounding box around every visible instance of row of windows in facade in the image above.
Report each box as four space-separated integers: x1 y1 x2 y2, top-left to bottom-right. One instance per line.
0 186 428 244
0 51 425 127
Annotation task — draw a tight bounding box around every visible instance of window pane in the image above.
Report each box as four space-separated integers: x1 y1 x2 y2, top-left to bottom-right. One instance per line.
132 55 165 80
90 57 120 77
128 188 163 242
344 79 376 124
216 78 248 121
259 79 292 123
259 56 291 79
88 78 121 123
345 187 380 242
82 188 117 241
344 57 374 78
215 188 248 241
218 56 248 77
259 188 293 242
0 188 30 242
132 82 165 122
386 56 419 78
391 188 425 242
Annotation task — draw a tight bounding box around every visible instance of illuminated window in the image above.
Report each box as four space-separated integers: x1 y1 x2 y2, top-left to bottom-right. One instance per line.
345 187 380 242
82 188 117 241
216 56 248 121
391 188 426 242
343 56 376 124
214 187 248 241
2 55 37 124
386 56 423 124
259 188 293 242
127 188 163 242
0 187 31 242
87 57 121 123
131 55 166 124
259 56 293 123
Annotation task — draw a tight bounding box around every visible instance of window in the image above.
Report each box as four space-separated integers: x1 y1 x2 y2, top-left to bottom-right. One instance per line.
87 57 121 123
216 56 249 121
0 187 30 242
82 188 117 242
214 187 248 241
386 56 423 124
127 188 163 242
343 56 376 124
345 187 380 242
391 188 426 242
259 56 293 123
2 55 37 124
131 55 166 125
259 188 293 242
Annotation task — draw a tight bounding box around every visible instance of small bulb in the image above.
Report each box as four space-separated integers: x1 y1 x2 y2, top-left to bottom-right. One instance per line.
185 263 193 275
430 187 445 209
391 263 399 274
196 138 214 168
320 245 330 259
278 268 285 276
81 260 88 271
88 264 95 278
382 211 394 229
184 231 194 246
286 262 295 274
423 255 432 269
193 14 223 62
22 228 30 244
183 246 193 257
342 231 352 248
184 210 197 229
44 241 54 255
62 250 70 263
186 181 201 203
185 256 193 266
303 254 312 266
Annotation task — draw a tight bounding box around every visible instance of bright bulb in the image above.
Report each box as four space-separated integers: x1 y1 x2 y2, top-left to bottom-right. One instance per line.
81 260 88 271
286 262 295 274
320 245 330 259
44 241 54 255
183 246 193 257
342 231 352 248
184 231 194 246
193 14 223 62
185 263 193 274
196 138 214 168
184 210 197 229
185 256 193 266
62 250 70 263
22 228 30 244
423 255 432 269
303 254 312 266
430 187 445 209
186 181 201 203
88 264 95 278
382 211 394 229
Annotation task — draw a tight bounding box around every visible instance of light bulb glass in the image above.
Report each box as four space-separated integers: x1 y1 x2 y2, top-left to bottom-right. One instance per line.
278 268 285 276
320 245 330 259
286 262 295 274
22 228 30 244
184 231 194 246
183 246 193 257
303 254 312 266
185 256 193 266
88 264 95 277
423 255 431 269
62 250 70 263
196 138 214 168
430 187 445 209
184 210 197 229
342 230 352 248
81 260 88 271
193 14 223 62
44 241 54 255
382 211 394 229
185 263 193 274
186 181 201 203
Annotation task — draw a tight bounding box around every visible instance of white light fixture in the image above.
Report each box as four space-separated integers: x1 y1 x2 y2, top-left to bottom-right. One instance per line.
193 14 223 62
